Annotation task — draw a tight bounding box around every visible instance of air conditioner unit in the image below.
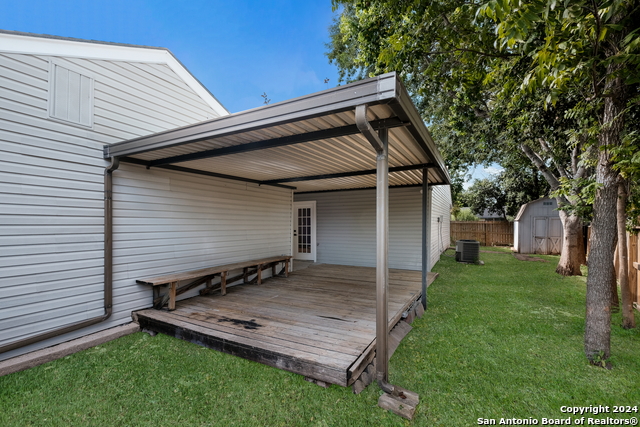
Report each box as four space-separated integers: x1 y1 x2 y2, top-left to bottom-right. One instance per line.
455 239 480 263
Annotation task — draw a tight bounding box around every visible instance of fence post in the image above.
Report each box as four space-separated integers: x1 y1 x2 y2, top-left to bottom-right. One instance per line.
630 231 638 306
485 223 488 246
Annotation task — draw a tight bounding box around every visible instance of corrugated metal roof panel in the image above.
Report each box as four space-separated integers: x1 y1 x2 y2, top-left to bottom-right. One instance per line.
105 72 451 191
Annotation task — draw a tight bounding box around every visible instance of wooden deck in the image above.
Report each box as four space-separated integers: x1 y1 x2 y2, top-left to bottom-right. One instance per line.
134 264 437 387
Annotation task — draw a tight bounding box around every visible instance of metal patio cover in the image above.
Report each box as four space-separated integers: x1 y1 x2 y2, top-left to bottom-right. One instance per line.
103 72 451 191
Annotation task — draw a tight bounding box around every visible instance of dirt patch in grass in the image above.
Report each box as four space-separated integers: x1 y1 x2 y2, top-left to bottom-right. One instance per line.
513 253 549 262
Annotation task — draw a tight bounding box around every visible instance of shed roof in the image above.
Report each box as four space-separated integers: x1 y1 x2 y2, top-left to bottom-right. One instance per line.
104 72 450 192
514 197 554 221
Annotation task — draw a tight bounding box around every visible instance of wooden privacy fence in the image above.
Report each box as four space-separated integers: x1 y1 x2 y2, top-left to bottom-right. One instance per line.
450 221 514 246
616 230 640 310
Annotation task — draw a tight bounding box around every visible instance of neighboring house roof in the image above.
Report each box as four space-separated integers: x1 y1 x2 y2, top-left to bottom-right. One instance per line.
104 72 452 193
0 29 228 117
479 208 504 219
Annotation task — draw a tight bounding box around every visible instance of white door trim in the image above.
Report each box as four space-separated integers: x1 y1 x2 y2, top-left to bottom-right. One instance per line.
293 201 316 261
532 216 548 254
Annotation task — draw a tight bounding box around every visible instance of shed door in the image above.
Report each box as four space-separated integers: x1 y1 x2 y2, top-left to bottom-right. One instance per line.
548 218 562 254
293 201 316 261
533 217 548 254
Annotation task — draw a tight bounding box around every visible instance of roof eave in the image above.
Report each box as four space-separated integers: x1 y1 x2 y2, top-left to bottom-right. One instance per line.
102 72 451 188
0 29 228 116
104 72 400 158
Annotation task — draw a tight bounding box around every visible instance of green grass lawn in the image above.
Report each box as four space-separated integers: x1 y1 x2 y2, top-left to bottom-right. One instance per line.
1 248 638 426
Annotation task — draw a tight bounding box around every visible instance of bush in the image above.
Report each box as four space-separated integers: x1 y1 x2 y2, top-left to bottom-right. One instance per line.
454 208 479 221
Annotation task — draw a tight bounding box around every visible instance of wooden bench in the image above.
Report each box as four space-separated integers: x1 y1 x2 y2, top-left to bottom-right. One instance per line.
137 255 292 310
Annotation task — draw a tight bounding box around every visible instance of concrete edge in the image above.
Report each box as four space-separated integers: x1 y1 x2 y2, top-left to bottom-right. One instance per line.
0 322 140 377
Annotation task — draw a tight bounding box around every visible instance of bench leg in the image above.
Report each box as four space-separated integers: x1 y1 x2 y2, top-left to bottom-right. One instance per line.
257 264 263 285
243 267 248 283
169 281 177 311
272 263 277 277
221 271 227 296
285 259 290 277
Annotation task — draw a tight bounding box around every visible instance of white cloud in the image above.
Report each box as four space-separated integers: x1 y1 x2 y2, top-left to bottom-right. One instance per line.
462 164 504 189
484 165 504 175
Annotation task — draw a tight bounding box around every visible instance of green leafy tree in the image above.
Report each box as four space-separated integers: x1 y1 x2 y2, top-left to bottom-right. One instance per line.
328 0 588 276
463 178 507 219
478 0 640 363
454 208 480 221
328 0 640 363
463 167 549 219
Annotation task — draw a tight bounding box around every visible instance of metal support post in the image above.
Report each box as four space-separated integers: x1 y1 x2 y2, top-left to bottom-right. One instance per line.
421 168 431 309
376 127 390 386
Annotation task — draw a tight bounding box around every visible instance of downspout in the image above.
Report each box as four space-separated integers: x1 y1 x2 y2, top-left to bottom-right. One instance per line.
355 105 397 395
0 157 120 355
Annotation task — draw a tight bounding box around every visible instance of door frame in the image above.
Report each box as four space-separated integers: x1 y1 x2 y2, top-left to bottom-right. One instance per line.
532 216 548 254
293 201 317 262
547 217 562 255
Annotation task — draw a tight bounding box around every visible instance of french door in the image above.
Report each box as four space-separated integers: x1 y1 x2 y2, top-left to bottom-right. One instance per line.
293 201 316 261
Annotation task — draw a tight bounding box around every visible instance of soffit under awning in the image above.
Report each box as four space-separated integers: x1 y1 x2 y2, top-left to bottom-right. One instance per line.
104 72 451 192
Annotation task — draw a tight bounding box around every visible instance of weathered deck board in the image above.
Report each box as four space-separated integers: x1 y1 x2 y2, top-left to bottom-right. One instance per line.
134 264 437 387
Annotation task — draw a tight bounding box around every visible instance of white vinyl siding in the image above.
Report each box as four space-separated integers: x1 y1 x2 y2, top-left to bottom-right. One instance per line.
112 164 291 280
430 185 452 266
514 198 562 254
0 51 231 361
294 185 451 271
109 163 292 325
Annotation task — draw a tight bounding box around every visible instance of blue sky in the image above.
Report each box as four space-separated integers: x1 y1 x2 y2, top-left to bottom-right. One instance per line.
0 0 494 185
0 0 340 113
463 165 504 189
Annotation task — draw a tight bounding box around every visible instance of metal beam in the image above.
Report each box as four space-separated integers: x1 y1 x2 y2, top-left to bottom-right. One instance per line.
119 157 297 190
388 79 451 185
146 118 406 167
355 105 385 153
293 184 422 195
260 163 435 185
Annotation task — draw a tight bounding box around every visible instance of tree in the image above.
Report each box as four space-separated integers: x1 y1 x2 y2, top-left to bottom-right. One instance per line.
328 0 588 275
464 178 508 219
328 0 640 364
462 167 549 219
479 0 640 362
612 123 640 328
496 90 593 276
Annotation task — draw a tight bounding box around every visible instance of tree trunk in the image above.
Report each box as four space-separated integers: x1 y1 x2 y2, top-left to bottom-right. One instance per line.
556 209 586 276
617 180 636 328
611 238 620 312
585 175 617 364
584 65 626 365
520 145 587 276
611 260 620 313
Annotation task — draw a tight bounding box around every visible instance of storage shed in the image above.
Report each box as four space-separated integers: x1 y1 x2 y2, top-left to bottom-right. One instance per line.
513 197 563 255
0 29 452 394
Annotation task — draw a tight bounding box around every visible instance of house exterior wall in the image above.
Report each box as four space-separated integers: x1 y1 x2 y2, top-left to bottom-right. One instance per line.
430 185 452 267
110 164 292 327
0 50 292 361
294 185 451 271
514 198 562 254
